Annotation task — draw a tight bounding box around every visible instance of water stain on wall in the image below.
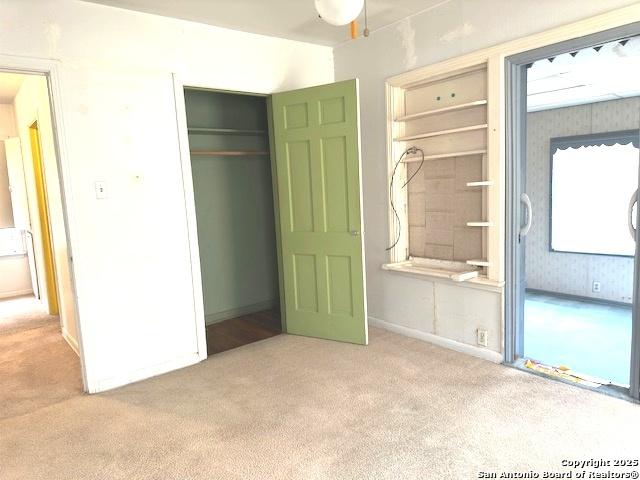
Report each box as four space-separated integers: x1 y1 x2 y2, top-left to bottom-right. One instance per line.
396 18 417 71
440 22 476 44
44 23 61 59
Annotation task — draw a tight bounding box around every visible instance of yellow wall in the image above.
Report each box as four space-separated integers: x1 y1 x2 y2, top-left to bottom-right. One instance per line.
13 75 79 353
29 122 59 315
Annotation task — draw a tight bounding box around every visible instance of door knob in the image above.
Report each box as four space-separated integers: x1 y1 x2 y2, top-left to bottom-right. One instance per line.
628 188 637 241
519 193 532 242
350 230 360 236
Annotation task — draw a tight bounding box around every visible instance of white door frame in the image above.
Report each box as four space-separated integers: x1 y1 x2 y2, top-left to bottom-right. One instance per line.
171 73 208 361
0 54 90 392
504 23 640 400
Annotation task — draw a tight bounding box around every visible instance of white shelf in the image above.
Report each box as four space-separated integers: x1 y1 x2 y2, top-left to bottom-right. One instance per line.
382 262 504 292
466 180 492 187
395 100 488 122
401 149 487 163
394 124 488 142
466 222 492 227
466 259 490 267
382 260 478 282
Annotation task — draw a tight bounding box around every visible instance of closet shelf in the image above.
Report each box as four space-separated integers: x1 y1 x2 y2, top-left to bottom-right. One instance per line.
394 124 488 142
188 127 267 136
190 150 269 157
395 100 488 122
466 180 492 187
466 221 492 227
466 259 490 267
402 149 486 163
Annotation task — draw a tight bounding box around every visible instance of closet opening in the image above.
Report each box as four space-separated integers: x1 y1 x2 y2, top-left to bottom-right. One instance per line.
184 88 282 355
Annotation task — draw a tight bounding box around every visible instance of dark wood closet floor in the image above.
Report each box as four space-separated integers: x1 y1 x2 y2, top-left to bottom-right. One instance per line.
206 309 281 355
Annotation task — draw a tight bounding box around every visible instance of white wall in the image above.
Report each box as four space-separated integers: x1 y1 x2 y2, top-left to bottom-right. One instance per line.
333 0 637 355
0 103 32 298
0 0 333 392
526 97 638 304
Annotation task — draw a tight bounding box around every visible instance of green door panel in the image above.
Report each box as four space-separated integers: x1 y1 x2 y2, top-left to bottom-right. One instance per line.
271 79 368 345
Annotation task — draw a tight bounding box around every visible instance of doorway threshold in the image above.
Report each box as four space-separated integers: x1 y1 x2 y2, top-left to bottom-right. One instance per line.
509 358 637 403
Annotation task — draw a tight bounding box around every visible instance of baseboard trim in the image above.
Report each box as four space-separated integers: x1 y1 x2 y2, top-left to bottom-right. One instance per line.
368 316 503 364
62 328 80 356
87 352 202 394
526 288 632 307
205 299 278 325
0 288 33 300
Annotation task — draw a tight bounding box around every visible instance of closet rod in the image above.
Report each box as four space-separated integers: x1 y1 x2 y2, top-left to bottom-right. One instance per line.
190 150 269 157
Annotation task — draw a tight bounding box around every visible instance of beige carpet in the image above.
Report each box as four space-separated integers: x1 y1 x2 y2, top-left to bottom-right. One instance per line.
1 324 639 480
0 295 60 335
0 296 83 419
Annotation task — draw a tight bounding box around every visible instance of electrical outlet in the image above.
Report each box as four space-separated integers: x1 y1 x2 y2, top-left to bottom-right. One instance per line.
592 281 601 293
477 329 488 347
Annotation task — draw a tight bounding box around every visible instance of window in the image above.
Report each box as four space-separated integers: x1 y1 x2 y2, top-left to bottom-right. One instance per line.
550 131 639 256
0 228 26 257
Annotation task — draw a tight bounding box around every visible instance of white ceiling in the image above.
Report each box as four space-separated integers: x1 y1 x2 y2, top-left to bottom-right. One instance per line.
0 73 25 104
83 0 447 46
528 36 640 111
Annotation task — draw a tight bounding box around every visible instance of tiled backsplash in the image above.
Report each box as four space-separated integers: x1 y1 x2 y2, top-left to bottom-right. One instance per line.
408 154 483 261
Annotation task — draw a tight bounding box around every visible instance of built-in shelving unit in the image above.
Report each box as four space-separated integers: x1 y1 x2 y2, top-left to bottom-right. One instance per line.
386 62 492 282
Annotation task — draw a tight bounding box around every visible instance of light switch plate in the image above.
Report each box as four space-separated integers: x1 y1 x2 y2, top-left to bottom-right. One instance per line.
95 181 108 199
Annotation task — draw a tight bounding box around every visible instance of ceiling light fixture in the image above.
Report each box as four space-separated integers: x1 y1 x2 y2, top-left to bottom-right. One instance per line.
315 0 364 26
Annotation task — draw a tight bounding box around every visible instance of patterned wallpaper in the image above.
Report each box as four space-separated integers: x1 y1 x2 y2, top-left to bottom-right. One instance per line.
526 97 639 304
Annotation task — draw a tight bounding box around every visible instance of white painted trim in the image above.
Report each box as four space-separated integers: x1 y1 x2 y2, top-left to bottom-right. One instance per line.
486 56 505 283
205 300 278 325
0 54 90 393
0 288 33 299
88 353 202 394
171 73 208 362
62 327 79 356
381 263 504 293
369 316 504 364
354 78 369 346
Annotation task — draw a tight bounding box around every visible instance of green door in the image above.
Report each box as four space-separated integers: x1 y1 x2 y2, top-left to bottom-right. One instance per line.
270 79 368 345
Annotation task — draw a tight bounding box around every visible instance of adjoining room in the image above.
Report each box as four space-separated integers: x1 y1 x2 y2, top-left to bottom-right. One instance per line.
519 37 640 387
0 72 82 418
